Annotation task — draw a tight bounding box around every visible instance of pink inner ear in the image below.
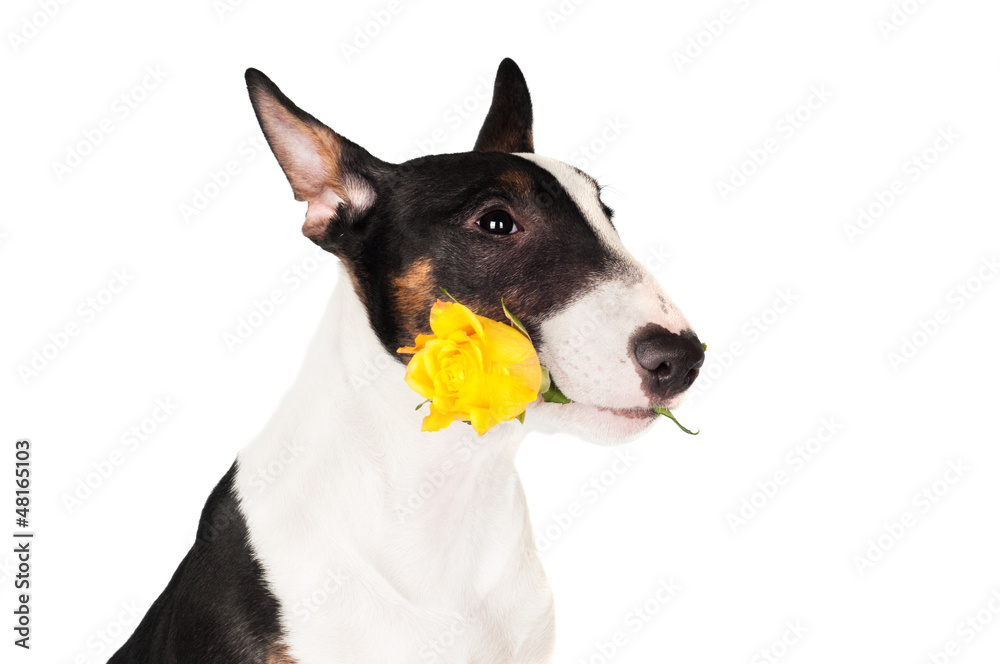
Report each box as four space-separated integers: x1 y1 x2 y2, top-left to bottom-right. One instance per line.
254 93 340 198
252 86 376 241
303 189 345 239
268 124 336 200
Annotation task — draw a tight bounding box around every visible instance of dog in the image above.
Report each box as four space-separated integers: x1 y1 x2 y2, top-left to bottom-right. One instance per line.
110 58 704 664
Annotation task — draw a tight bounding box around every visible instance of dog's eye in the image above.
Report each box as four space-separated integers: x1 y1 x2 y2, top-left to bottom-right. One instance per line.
477 210 519 235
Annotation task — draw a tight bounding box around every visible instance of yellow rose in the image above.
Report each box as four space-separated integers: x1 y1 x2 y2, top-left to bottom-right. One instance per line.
398 300 542 434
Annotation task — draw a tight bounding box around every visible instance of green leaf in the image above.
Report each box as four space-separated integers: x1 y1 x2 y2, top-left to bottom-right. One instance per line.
653 407 699 435
540 381 573 404
539 366 552 394
501 297 531 339
415 399 431 411
515 411 526 424
539 369 572 404
702 342 708 352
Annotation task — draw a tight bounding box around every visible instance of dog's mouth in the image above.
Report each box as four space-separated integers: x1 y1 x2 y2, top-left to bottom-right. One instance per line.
537 394 677 422
532 354 698 441
528 379 697 442
591 405 660 420
540 374 686 420
529 398 661 443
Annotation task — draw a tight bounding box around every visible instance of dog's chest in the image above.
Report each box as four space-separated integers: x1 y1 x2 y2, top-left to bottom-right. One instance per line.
260 538 555 664
279 598 548 664
235 442 554 663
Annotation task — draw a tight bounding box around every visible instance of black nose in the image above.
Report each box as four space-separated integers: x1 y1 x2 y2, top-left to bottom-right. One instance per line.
632 326 705 399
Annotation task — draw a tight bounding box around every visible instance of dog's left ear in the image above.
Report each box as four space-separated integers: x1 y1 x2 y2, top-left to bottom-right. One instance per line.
245 68 379 243
473 58 534 154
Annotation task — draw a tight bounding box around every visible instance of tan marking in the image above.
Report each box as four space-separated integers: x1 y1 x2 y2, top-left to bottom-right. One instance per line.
266 641 297 664
392 258 435 341
497 169 534 197
301 122 347 241
313 126 348 198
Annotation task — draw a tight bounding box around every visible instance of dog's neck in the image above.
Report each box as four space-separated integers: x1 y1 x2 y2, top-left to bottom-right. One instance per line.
235 264 534 605
288 262 527 483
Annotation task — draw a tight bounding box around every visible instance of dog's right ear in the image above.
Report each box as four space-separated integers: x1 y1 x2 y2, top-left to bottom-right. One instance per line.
245 68 378 243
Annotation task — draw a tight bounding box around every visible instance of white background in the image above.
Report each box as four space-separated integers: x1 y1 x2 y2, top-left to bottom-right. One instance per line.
2 0 1000 662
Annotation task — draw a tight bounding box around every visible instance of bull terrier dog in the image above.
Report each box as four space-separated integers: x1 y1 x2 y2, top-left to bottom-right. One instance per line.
110 58 704 664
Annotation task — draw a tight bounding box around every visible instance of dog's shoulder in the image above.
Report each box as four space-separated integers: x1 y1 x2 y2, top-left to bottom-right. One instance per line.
109 462 293 663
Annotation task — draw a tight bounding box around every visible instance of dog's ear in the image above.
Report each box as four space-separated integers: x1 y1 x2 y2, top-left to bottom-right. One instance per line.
473 58 534 154
245 68 378 243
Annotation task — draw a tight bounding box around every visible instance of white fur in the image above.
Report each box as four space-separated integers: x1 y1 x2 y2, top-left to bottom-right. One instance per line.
344 174 376 213
515 154 695 418
515 154 623 252
235 266 555 664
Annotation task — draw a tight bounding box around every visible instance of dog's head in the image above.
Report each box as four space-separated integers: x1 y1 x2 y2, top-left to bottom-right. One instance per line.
246 59 703 444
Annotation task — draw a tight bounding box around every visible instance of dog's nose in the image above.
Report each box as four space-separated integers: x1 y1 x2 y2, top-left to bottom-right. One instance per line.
632 326 705 398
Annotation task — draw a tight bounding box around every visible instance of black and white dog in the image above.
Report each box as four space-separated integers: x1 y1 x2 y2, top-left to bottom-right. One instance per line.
110 58 704 663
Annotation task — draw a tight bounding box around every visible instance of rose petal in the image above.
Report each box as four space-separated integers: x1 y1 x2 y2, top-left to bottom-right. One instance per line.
480 319 539 367
469 407 493 435
484 372 539 422
422 403 456 432
404 351 434 399
430 301 484 338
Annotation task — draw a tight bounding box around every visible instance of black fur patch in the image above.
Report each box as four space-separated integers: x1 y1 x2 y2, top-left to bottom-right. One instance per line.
109 462 290 663
246 60 630 359
314 151 630 359
474 58 534 153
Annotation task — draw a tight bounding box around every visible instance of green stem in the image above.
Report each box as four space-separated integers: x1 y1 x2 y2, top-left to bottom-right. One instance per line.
652 407 699 435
